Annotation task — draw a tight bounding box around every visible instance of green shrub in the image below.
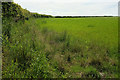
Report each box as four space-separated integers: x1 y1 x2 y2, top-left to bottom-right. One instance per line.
83 66 101 78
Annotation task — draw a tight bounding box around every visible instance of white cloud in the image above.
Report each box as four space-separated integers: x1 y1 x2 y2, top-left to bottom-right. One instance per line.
14 0 118 16
14 0 119 3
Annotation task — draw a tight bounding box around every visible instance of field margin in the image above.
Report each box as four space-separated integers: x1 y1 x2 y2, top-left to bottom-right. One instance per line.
0 0 13 79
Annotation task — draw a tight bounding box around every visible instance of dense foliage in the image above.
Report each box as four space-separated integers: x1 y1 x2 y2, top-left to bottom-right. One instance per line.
2 2 53 20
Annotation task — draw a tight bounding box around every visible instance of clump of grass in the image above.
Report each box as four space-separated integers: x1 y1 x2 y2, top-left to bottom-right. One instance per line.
69 40 82 53
41 27 49 34
52 31 69 43
83 66 101 78
87 25 94 27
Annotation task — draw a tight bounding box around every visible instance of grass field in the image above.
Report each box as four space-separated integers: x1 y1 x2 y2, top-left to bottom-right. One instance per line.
36 17 118 49
2 17 118 78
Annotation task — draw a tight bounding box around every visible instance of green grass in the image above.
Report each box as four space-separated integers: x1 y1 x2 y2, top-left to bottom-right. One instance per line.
36 17 118 50
2 17 118 78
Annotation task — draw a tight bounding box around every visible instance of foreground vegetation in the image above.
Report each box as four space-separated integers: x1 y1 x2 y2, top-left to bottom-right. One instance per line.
2 17 118 78
2 2 118 78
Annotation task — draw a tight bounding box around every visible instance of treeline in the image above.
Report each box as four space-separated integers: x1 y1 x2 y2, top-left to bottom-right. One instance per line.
55 16 114 18
2 2 53 22
32 13 53 18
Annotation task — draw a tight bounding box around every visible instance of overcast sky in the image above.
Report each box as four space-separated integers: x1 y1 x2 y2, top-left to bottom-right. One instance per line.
14 0 119 16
